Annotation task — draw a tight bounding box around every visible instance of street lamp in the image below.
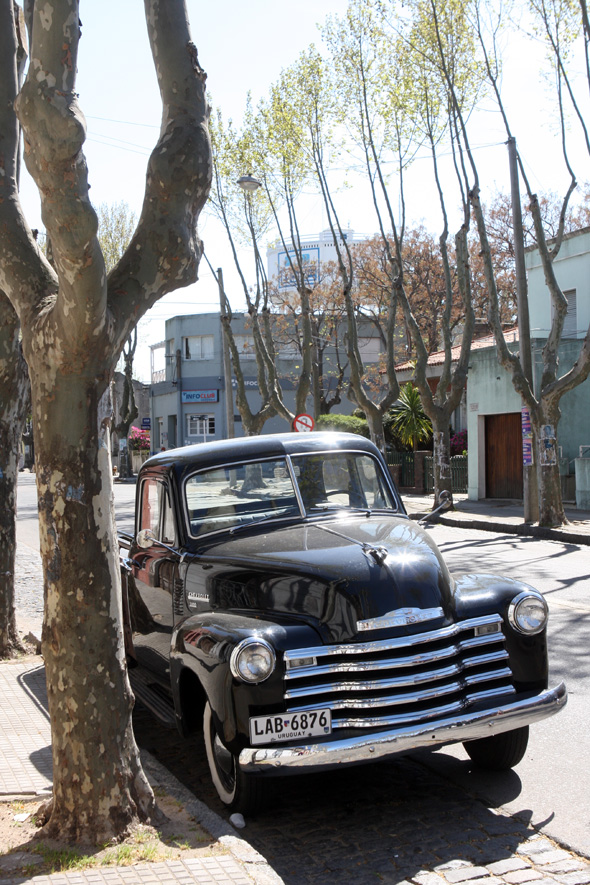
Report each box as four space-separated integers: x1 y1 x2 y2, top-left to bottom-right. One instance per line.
237 173 262 193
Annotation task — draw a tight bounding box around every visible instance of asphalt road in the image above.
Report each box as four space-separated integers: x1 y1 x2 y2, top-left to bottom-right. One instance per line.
15 475 590 863
422 524 590 859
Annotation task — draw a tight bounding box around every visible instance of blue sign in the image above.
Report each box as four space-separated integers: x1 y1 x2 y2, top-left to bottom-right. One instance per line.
141 418 151 428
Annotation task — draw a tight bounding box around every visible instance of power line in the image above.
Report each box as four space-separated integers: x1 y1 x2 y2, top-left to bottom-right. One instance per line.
86 136 151 156
86 114 159 129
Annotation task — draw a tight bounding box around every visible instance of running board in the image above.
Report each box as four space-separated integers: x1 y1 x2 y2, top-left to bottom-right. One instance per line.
130 669 177 728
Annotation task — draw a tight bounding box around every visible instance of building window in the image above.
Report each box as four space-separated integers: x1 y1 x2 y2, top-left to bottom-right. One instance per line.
358 337 382 362
233 335 256 359
552 289 577 338
279 340 300 358
183 335 214 360
563 289 577 338
186 414 215 440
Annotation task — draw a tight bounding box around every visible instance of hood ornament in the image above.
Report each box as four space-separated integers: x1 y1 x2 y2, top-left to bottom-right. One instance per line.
311 523 389 565
357 606 444 632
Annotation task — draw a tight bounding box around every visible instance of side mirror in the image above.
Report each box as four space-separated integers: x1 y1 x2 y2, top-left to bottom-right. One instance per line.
135 529 185 560
137 528 156 549
418 490 453 526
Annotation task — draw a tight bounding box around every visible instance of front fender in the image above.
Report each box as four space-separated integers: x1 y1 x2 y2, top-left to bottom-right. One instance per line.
169 612 321 748
453 573 549 688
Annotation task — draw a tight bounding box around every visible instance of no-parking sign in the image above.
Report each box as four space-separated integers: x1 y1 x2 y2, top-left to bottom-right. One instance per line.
293 413 315 433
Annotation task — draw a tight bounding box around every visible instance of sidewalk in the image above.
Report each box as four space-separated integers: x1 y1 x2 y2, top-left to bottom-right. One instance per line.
402 492 590 545
0 659 283 885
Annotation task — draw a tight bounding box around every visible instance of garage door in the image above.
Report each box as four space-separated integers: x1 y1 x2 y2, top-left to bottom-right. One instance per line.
485 413 523 499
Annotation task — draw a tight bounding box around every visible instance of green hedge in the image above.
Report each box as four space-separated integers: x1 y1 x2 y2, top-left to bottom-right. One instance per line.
315 414 370 438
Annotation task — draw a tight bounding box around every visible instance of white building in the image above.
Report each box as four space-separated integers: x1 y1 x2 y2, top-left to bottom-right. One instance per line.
266 229 368 291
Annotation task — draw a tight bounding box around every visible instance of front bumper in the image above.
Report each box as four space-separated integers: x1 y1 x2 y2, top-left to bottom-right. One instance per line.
239 681 567 775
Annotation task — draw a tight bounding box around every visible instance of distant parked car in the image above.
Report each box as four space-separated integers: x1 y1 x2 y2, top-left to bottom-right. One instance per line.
119 432 566 813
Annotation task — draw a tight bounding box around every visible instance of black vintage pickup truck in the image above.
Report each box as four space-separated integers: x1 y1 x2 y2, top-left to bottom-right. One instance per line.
119 432 566 813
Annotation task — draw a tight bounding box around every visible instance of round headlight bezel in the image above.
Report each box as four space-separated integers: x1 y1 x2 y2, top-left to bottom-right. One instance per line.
230 637 276 684
508 590 548 635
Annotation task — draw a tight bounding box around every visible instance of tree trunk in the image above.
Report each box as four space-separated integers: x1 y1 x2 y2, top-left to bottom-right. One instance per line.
32 368 156 842
0 295 28 657
363 403 387 456
0 0 211 842
432 424 453 506
534 399 566 527
537 457 564 527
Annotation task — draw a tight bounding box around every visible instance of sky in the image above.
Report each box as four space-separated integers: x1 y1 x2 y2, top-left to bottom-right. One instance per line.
16 0 589 381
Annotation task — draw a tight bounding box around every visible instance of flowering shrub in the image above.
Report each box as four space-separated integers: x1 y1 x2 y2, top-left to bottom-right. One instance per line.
128 426 150 451
450 429 467 456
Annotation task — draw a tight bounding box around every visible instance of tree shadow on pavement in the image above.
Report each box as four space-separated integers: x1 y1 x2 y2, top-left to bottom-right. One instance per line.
133 704 562 885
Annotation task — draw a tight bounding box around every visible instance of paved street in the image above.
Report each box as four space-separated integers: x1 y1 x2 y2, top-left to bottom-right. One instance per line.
422 524 590 859
13 472 590 883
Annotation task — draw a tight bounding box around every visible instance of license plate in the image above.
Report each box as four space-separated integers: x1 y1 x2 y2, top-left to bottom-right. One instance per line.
249 709 332 745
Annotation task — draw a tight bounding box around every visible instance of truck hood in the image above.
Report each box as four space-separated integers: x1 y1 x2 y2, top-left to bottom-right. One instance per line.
193 515 453 642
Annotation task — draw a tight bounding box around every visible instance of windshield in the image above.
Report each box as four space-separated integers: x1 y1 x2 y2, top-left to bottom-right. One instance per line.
184 450 397 538
291 451 397 512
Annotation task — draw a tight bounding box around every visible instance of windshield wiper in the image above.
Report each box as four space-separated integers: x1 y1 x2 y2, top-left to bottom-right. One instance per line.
228 505 302 535
307 503 372 516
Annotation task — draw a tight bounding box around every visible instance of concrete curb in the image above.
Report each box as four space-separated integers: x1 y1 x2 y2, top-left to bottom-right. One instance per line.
429 513 590 546
140 751 285 885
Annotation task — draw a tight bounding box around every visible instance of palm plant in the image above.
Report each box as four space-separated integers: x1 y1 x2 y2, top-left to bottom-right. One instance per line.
386 384 433 452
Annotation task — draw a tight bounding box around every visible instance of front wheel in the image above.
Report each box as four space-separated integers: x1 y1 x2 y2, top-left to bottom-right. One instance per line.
463 726 529 771
203 702 266 814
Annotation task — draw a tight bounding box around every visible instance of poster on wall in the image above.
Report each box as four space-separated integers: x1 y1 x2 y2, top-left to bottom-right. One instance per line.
521 407 532 436
521 406 533 465
522 439 533 466
539 425 558 467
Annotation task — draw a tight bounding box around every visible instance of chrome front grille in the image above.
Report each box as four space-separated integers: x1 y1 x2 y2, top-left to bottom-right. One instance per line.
283 614 514 731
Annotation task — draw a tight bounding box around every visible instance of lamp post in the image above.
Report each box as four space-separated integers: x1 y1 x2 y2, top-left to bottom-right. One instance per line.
217 266 235 439
237 173 262 193
237 172 264 289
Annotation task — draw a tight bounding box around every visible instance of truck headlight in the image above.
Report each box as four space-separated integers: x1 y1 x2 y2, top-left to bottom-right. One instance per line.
508 591 548 635
230 638 276 684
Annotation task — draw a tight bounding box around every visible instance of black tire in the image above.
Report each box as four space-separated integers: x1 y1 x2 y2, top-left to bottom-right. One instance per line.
463 725 529 771
203 701 266 814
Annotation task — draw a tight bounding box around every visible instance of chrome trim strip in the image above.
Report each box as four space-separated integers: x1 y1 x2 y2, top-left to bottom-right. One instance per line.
295 680 463 712
239 682 567 774
286 671 514 715
465 685 517 704
463 667 513 687
334 699 467 729
283 614 504 664
284 632 506 681
284 653 510 699
333 685 514 729
357 606 444 632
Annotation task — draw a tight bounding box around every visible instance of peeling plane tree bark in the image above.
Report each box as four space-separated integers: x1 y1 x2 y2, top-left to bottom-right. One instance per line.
0 0 211 842
0 295 29 657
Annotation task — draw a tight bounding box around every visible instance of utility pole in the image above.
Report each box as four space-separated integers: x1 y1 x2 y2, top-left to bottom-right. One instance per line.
508 136 538 523
217 267 235 439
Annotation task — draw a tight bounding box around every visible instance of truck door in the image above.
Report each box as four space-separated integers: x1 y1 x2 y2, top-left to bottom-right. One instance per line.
129 475 180 684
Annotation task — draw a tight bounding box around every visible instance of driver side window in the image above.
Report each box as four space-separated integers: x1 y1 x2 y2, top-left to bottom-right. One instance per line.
139 478 176 545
